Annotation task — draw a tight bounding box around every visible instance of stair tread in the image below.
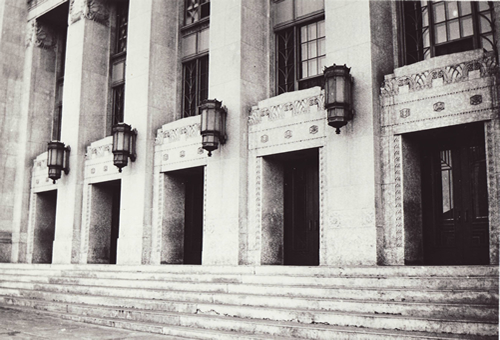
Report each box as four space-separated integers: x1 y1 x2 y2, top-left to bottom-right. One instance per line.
2 293 497 325
1 275 498 294
1 303 496 340
0 280 497 307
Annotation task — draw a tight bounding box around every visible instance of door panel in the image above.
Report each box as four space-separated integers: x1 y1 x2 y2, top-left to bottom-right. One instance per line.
183 170 203 265
284 156 319 266
422 125 489 265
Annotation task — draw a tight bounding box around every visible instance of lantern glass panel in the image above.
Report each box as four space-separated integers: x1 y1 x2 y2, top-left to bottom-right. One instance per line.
335 75 345 103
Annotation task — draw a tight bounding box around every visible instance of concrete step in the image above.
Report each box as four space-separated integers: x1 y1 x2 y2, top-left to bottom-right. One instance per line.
0 264 496 338
0 268 497 290
1 303 497 340
0 273 497 304
0 290 497 335
0 281 496 321
0 263 497 278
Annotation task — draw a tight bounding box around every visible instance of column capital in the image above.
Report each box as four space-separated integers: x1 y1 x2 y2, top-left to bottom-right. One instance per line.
25 19 56 49
69 0 109 26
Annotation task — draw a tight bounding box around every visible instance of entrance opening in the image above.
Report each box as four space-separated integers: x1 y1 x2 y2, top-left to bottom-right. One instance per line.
408 123 489 265
162 167 204 264
88 180 121 264
32 190 57 263
262 148 319 266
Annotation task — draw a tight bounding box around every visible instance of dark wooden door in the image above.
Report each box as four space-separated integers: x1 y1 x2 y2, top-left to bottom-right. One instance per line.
183 170 204 264
109 182 121 265
284 157 319 266
422 128 489 265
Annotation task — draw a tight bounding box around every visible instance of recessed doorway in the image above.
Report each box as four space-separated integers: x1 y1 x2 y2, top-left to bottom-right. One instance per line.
262 148 319 266
413 123 489 265
32 190 57 263
162 167 204 264
87 180 121 264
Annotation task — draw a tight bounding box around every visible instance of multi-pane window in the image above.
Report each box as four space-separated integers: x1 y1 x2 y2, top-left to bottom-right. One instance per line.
400 1 494 66
110 1 129 130
274 0 325 94
183 56 209 117
181 0 210 117
276 20 325 94
185 0 210 25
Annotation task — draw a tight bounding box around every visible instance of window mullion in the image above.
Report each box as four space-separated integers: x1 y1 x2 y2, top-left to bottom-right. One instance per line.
470 2 481 50
427 1 436 58
294 25 299 91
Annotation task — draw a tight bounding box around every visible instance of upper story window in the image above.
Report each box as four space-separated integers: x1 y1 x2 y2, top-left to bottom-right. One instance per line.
181 0 210 117
185 0 210 25
273 0 325 95
110 1 129 131
400 1 495 66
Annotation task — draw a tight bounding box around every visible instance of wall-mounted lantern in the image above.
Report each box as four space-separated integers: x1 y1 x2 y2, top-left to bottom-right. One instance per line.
324 64 353 134
112 122 137 172
199 99 227 156
47 141 70 184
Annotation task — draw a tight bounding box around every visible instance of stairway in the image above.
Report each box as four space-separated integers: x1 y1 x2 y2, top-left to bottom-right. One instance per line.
0 264 497 339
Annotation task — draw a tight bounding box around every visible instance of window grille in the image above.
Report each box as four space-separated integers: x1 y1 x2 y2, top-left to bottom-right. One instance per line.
276 19 325 95
183 55 209 117
110 1 129 132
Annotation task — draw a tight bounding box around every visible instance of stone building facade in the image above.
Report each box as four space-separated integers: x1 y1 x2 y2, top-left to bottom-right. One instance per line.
0 0 498 268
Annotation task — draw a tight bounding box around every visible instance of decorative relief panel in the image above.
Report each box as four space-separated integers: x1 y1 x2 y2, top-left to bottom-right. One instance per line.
154 116 206 172
248 87 327 154
84 136 119 182
69 0 109 25
380 51 499 135
31 152 57 192
26 20 56 49
380 51 497 97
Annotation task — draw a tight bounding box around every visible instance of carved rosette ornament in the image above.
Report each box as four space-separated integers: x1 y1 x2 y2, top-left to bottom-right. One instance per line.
26 20 56 49
69 0 110 26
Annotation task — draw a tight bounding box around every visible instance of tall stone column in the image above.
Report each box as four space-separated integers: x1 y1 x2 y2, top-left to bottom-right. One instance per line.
51 0 110 264
10 17 58 263
321 1 394 265
117 0 180 265
203 0 269 265
0 1 27 263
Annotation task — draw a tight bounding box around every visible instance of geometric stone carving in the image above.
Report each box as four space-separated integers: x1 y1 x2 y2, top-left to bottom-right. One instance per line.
399 108 410 118
433 102 445 112
380 51 498 97
470 94 483 106
248 91 325 126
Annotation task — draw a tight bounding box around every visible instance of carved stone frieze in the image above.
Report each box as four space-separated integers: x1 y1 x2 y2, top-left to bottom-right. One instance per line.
69 0 110 26
248 91 325 126
26 20 56 49
156 123 201 145
85 143 112 160
380 52 498 97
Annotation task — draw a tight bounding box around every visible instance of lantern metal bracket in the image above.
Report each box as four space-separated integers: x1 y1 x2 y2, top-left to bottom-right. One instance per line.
63 146 71 175
129 128 137 162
